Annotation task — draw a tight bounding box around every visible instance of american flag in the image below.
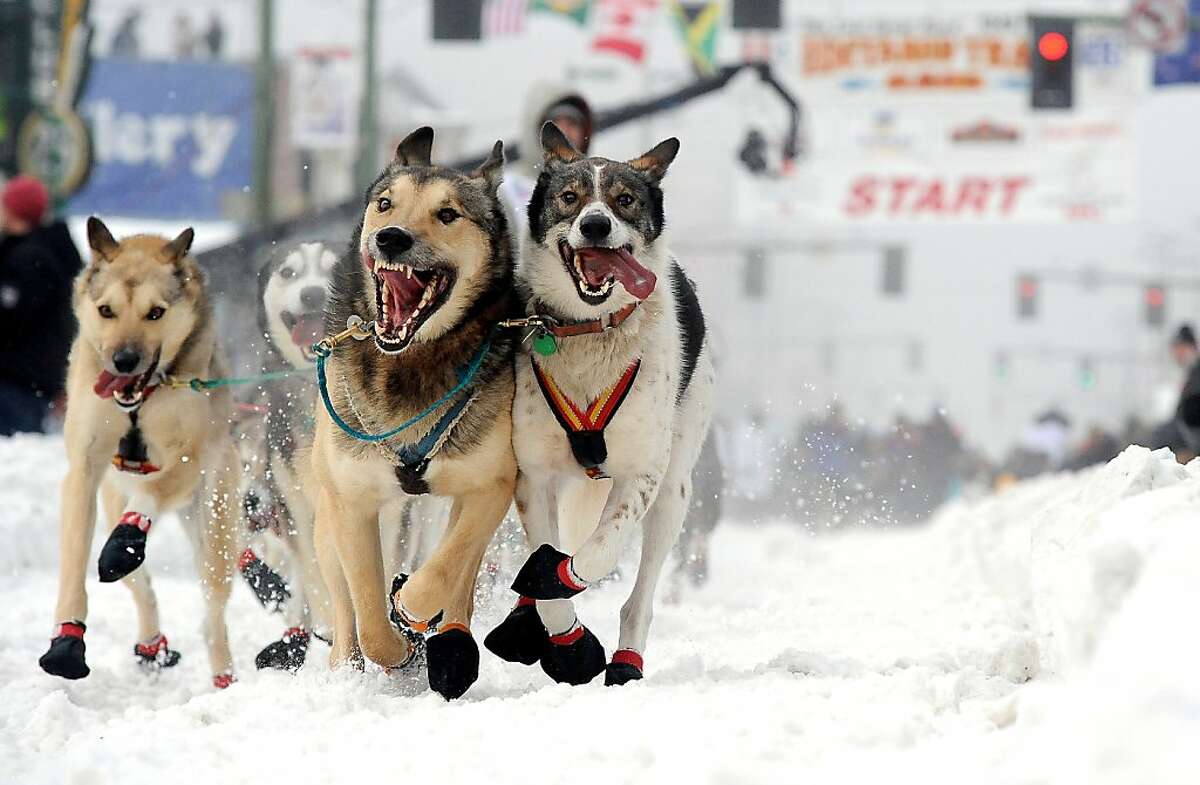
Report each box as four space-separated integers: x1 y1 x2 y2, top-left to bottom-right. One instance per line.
484 0 529 37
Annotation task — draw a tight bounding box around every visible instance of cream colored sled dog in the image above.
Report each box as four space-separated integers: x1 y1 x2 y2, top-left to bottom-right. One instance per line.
38 218 242 689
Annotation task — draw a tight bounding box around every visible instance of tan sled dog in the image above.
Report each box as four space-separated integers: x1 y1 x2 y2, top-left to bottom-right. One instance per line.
311 127 517 699
38 218 242 689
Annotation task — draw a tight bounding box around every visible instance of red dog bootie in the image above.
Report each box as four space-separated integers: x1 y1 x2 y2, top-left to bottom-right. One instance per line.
134 632 182 669
39 621 90 680
511 544 588 600
605 649 643 686
98 512 151 582
238 548 291 612
255 626 310 672
212 672 236 689
539 619 606 686
484 596 548 666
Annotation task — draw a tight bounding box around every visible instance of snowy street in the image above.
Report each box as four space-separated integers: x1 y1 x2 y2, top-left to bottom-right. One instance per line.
1 435 1195 784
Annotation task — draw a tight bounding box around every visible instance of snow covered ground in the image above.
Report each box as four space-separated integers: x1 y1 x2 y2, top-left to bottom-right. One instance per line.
0 434 1196 784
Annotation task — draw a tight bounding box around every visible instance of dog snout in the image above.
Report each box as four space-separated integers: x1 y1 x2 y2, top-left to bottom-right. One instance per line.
375 227 414 257
112 346 141 374
299 286 326 311
579 213 612 242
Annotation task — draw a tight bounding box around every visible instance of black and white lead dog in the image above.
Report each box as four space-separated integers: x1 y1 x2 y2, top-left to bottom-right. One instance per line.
486 123 714 686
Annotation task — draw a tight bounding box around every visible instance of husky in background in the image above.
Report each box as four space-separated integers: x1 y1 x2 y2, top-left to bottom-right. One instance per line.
39 218 242 689
235 242 337 671
311 128 519 699
486 124 714 686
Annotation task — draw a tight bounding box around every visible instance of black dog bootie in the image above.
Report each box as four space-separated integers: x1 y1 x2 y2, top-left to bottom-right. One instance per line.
239 548 291 611
98 512 151 582
484 597 547 666
133 632 182 669
255 627 310 672
605 649 644 686
540 621 606 686
512 544 588 600
426 625 480 700
39 621 90 680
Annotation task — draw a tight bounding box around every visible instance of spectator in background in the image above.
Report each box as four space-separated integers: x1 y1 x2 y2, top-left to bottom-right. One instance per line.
0 176 84 435
1149 324 1199 459
500 85 594 237
203 12 225 58
172 13 197 59
110 8 142 58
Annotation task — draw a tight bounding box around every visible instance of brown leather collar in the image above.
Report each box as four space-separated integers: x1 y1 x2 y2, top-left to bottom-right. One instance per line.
537 301 640 338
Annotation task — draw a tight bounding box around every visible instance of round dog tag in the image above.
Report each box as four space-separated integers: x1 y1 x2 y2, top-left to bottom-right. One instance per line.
533 332 558 356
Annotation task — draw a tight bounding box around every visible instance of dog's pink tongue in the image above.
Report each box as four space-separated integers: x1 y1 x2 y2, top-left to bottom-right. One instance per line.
94 371 133 399
577 248 657 300
290 317 324 348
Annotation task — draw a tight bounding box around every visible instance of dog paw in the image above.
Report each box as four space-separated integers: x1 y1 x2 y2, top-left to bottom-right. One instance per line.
540 622 605 686
483 600 547 666
238 548 291 612
604 649 643 686
426 625 479 700
212 672 237 689
511 544 587 600
98 522 147 583
133 633 182 669
255 627 310 672
39 625 90 680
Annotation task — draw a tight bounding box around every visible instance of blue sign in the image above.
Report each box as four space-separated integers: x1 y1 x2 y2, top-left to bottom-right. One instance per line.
1154 1 1200 86
69 58 254 220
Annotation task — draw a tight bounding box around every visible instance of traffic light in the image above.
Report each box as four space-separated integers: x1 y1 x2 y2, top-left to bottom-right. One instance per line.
1079 356 1096 389
994 350 1010 381
1030 17 1074 110
1145 284 1166 328
881 245 906 297
1017 274 1039 319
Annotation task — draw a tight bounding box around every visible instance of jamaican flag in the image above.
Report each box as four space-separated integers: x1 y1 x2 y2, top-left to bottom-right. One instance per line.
672 1 721 76
530 0 591 26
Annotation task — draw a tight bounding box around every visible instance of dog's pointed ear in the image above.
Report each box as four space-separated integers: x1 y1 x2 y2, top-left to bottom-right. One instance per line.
163 227 195 262
470 140 505 191
86 216 118 262
541 122 583 166
628 137 680 183
394 126 434 167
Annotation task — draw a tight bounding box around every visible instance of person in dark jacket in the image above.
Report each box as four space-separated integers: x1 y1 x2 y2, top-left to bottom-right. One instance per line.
1150 324 1200 460
0 175 83 434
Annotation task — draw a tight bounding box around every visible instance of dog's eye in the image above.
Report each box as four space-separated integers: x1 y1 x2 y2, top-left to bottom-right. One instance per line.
280 266 296 279
98 304 115 319
616 193 635 208
376 197 392 213
560 191 578 205
437 208 460 225
146 306 166 321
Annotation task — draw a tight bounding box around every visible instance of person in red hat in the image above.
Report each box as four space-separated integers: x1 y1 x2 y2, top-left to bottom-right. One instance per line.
0 175 83 434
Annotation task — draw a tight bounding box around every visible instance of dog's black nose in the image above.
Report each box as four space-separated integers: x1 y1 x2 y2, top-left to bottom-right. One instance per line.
299 286 326 311
579 213 612 242
375 227 414 256
112 347 141 374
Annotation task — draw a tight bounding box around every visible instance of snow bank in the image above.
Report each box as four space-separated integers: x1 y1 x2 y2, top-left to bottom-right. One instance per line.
937 446 1200 784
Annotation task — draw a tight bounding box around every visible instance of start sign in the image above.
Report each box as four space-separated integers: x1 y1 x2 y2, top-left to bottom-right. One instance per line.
844 176 1032 219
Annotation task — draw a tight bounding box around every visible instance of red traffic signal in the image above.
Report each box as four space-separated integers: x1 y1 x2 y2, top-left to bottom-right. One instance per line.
1017 274 1039 319
1038 31 1070 61
1145 284 1166 327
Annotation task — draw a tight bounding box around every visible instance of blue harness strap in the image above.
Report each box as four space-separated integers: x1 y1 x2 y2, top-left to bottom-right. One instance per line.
394 390 476 467
315 333 492 445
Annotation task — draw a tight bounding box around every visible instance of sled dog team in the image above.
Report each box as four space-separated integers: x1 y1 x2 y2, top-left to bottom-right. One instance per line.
38 124 714 700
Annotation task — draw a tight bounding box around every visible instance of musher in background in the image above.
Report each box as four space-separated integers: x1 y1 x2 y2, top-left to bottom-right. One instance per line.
500 86 594 236
0 175 84 435
1149 324 1200 461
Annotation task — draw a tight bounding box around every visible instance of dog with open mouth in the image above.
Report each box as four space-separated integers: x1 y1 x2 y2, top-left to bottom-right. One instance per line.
38 218 244 690
485 123 715 687
227 242 340 672
309 127 519 699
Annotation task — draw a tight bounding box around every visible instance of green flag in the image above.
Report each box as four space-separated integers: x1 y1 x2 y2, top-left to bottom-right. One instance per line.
530 0 591 26
672 2 721 76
